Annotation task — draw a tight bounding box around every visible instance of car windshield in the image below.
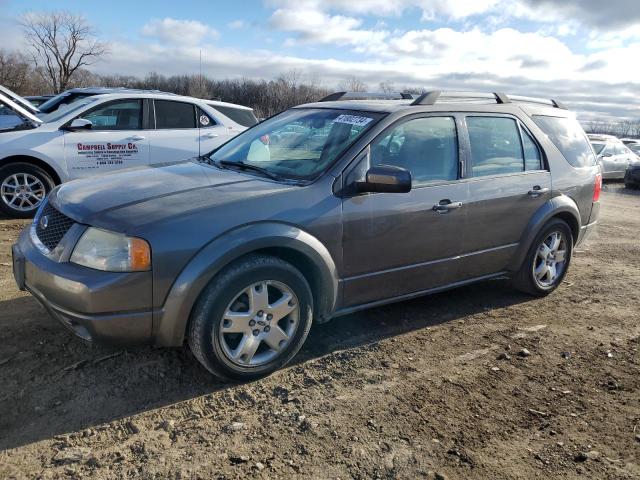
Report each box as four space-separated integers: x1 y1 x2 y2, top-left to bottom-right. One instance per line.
39 97 101 123
590 142 606 155
206 108 382 181
630 144 640 153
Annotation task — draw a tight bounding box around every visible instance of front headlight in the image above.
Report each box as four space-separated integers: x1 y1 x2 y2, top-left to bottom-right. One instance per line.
70 227 151 272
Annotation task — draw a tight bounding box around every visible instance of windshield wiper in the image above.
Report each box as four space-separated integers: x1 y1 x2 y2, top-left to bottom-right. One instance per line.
217 159 284 181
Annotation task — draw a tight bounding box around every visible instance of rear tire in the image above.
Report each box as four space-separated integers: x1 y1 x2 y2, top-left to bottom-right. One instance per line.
512 219 573 296
0 162 55 218
188 254 313 381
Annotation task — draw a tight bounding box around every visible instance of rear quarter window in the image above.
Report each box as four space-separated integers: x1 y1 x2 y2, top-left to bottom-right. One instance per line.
532 115 595 168
210 105 258 127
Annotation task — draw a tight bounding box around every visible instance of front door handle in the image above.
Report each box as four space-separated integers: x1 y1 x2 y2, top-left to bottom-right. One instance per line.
433 199 463 213
527 186 549 197
128 135 145 141
204 132 219 138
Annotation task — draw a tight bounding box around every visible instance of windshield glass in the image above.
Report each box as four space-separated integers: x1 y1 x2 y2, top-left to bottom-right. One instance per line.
207 108 383 181
39 97 100 123
630 144 640 153
590 142 606 155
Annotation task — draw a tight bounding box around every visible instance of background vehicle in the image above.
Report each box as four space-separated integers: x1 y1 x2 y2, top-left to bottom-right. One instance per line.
588 134 637 179
24 95 54 107
620 138 639 146
36 87 176 114
629 143 640 159
0 92 254 217
13 90 601 381
0 85 40 115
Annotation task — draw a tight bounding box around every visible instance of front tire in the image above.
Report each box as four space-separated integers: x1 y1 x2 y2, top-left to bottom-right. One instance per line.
0 162 55 218
513 219 573 296
188 254 313 381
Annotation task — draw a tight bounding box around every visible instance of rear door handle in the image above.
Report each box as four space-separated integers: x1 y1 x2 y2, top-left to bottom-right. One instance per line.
128 135 145 141
433 200 463 213
527 186 549 197
204 132 219 138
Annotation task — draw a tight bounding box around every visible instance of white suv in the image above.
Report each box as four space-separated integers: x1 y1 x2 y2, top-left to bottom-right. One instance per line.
0 92 257 217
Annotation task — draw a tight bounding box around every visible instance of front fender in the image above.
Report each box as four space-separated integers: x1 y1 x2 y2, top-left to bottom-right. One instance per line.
153 222 338 347
508 194 581 272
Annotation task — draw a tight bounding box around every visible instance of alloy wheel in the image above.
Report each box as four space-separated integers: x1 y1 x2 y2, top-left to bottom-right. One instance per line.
532 231 568 289
218 280 300 367
0 173 46 212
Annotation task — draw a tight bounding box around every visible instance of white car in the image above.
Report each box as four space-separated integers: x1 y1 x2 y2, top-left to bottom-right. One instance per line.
0 91 257 217
588 134 638 180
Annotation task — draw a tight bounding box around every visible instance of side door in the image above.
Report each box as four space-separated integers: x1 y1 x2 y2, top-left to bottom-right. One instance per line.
615 144 634 174
197 107 233 155
147 99 200 163
459 114 551 277
598 143 616 176
341 115 469 308
63 99 150 180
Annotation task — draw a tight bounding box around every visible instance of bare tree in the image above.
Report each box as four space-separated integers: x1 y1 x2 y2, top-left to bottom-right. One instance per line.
21 11 108 93
378 81 395 93
338 76 368 92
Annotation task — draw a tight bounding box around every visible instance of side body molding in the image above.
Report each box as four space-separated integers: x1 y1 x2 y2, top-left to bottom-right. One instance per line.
153 222 339 347
508 194 581 272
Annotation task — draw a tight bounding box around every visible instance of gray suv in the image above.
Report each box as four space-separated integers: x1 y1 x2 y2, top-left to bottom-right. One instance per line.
12 91 602 380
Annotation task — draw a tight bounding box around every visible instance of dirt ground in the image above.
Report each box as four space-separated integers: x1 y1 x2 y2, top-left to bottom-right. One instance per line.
0 183 638 480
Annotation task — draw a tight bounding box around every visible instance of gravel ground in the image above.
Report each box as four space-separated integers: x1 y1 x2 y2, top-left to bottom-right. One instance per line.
0 183 638 479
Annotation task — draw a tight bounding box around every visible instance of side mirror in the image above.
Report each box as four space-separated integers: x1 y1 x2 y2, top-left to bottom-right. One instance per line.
356 165 412 194
62 118 92 131
602 151 612 158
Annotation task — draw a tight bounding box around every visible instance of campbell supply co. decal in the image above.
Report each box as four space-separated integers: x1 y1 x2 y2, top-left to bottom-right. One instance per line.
73 142 140 170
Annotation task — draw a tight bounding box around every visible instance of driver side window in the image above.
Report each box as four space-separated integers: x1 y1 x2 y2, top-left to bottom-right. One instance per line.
80 100 142 131
370 117 458 185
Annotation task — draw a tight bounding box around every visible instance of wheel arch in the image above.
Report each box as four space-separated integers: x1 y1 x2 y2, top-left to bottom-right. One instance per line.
509 195 581 272
153 222 339 347
0 154 63 185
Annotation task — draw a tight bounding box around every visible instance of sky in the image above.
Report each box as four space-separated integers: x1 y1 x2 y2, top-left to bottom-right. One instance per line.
1 0 640 121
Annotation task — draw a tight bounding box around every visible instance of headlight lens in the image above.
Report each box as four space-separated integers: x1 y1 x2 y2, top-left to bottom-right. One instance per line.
70 227 151 272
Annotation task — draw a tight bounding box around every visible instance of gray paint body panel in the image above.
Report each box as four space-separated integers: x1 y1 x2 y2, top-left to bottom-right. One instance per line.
13 100 600 347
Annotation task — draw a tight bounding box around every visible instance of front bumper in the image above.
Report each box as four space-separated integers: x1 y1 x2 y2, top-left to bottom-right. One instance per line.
12 228 153 344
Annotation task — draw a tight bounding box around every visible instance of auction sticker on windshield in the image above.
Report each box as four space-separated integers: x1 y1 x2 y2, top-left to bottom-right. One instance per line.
334 114 373 127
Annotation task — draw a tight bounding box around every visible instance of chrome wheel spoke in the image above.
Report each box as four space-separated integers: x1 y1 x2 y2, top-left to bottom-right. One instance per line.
549 232 561 252
1 173 46 211
264 325 289 352
535 263 549 280
248 282 269 313
222 311 252 333
268 293 295 321
555 249 567 263
538 244 551 259
231 335 261 364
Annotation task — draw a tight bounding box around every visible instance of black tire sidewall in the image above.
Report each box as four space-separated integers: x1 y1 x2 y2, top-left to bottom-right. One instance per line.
0 163 55 218
190 257 313 380
524 220 573 295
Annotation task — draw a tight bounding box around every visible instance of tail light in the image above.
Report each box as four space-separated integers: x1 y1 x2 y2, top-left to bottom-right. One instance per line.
259 134 270 145
593 173 602 202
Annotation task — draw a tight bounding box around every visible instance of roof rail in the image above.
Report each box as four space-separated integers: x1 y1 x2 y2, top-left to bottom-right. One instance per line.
411 91 567 109
319 91 415 102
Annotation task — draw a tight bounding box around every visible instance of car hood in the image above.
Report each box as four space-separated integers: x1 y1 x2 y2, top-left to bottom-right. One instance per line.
51 161 291 228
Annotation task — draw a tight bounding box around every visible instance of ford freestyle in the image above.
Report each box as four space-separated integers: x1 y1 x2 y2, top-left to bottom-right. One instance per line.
12 91 601 380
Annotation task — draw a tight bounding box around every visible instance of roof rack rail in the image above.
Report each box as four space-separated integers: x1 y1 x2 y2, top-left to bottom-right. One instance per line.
319 91 415 102
411 91 567 109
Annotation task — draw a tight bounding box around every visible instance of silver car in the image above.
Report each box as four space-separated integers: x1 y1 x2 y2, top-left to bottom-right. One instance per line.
588 134 637 179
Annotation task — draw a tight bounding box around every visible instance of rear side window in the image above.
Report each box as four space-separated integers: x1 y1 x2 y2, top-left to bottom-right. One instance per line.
154 100 196 129
532 115 595 167
210 105 258 127
467 117 524 177
522 128 542 170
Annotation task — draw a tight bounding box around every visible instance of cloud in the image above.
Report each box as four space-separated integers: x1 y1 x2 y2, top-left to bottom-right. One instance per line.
142 18 219 46
228 20 246 29
517 0 640 29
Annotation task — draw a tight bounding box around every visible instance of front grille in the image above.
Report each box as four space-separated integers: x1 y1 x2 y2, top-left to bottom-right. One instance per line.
35 203 75 251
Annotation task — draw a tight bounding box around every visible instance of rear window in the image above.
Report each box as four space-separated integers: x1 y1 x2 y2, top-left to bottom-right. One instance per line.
532 115 595 167
154 100 196 129
210 105 258 127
